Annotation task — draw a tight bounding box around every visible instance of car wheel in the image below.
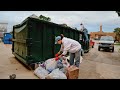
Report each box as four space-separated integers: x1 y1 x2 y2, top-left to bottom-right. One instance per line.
98 47 100 51
92 46 94 48
112 48 114 52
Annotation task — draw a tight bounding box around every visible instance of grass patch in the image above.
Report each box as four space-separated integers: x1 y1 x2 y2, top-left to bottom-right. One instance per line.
118 48 120 53
114 43 120 45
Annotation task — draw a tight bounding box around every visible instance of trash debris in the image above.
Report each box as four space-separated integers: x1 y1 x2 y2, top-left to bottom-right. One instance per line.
56 60 64 69
61 56 70 68
39 61 46 69
9 74 16 79
34 66 49 79
34 56 80 79
45 68 67 79
56 56 70 73
59 67 67 74
66 56 83 64
45 58 57 72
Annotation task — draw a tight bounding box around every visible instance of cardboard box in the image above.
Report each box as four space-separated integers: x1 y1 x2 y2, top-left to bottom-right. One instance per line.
66 65 79 79
45 75 52 79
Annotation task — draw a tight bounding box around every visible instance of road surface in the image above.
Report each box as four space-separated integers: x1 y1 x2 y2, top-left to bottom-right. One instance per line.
0 43 38 79
79 40 120 79
0 41 120 79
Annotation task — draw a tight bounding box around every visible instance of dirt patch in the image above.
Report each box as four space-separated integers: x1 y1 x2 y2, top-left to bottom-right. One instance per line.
9 57 19 64
0 43 38 79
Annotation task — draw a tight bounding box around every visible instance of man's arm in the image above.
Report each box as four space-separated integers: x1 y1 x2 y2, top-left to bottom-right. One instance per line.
58 44 64 54
59 42 71 57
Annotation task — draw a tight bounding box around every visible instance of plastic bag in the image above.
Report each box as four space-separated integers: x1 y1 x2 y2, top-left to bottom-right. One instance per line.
56 60 64 69
59 67 67 74
34 66 49 79
65 56 83 64
46 68 67 79
34 61 45 69
61 56 70 68
39 61 46 69
80 56 83 63
45 58 57 72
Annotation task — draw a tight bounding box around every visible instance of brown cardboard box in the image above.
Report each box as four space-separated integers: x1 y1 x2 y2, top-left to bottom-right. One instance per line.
66 65 79 79
45 75 52 79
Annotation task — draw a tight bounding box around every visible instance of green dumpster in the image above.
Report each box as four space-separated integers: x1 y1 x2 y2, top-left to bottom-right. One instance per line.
12 16 89 69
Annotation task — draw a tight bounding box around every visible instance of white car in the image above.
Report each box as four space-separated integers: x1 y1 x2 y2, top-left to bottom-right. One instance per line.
98 36 114 52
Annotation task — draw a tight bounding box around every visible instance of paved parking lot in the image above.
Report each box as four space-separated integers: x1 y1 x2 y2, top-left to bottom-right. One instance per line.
0 43 38 79
79 40 120 79
0 41 120 79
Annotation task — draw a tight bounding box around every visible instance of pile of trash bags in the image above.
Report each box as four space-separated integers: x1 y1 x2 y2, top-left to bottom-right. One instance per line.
34 56 83 79
34 56 70 79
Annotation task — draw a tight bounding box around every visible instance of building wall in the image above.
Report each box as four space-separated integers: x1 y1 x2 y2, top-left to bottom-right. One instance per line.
90 32 116 39
90 25 116 39
0 32 4 38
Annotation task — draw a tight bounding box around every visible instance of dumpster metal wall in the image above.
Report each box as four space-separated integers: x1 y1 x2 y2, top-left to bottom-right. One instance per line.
12 17 89 69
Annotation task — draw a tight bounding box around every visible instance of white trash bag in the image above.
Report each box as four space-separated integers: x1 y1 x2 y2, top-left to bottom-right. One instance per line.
61 56 70 68
66 55 83 64
45 58 57 72
46 68 67 79
80 56 83 63
34 66 49 79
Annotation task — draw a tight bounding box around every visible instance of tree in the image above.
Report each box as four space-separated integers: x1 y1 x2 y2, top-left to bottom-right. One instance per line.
60 23 72 28
114 27 120 42
60 23 68 27
39 15 51 22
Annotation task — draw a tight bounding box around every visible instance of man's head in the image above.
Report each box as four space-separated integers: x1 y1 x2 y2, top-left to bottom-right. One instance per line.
55 36 62 44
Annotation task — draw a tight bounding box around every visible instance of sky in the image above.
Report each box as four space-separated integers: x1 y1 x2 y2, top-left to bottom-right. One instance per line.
0 11 119 34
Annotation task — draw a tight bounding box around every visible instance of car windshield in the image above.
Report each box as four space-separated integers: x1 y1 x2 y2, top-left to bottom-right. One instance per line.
100 36 114 41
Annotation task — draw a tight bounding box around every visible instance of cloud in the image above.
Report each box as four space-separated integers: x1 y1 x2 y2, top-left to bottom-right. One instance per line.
0 11 119 33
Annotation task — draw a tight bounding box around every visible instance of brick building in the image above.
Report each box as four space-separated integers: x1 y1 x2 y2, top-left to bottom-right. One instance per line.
90 25 116 40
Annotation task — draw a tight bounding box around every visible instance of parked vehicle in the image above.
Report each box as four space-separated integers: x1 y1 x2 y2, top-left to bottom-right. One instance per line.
90 39 95 48
98 36 114 52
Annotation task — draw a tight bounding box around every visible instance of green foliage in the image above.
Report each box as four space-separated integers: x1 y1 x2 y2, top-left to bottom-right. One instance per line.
114 28 120 34
114 27 120 42
39 15 51 22
114 43 120 45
